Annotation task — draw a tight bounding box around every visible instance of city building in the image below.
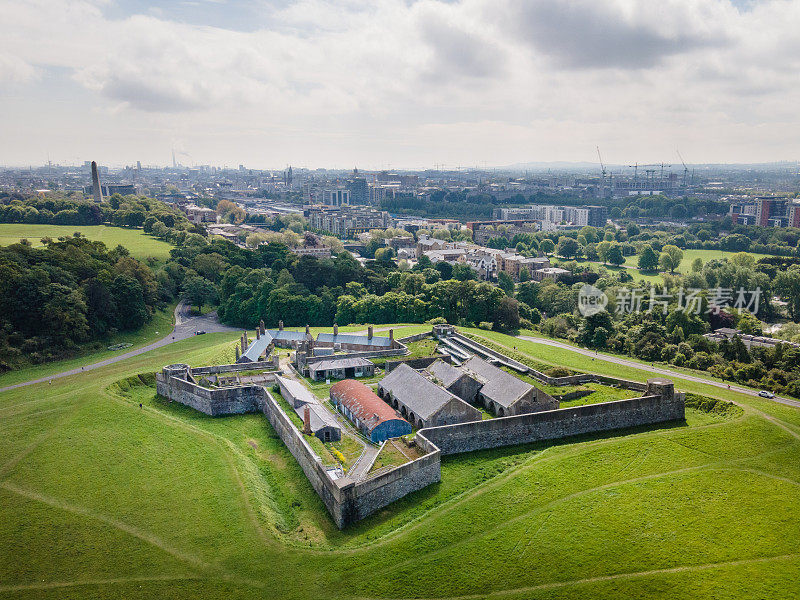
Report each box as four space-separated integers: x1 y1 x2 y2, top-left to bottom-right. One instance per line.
184 205 217 224
305 205 390 238
531 266 571 282
322 188 350 207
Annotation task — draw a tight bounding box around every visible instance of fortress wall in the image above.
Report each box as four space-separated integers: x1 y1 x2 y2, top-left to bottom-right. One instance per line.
418 393 685 456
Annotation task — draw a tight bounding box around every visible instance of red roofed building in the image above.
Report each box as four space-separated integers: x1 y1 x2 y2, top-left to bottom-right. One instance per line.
330 379 412 442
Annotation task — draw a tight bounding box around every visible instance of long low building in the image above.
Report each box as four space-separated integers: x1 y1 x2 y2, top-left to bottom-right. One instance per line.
377 363 482 428
308 357 375 381
275 376 341 442
330 379 412 442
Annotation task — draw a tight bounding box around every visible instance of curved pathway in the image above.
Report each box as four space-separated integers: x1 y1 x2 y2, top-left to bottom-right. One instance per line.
516 335 800 409
0 302 239 394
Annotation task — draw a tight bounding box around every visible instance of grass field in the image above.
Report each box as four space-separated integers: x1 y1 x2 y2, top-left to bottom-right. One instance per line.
0 224 173 262
556 248 773 285
1 327 799 599
621 248 771 275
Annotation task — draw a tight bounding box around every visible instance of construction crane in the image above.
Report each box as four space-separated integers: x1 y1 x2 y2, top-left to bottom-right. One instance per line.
628 162 671 191
597 146 610 196
677 150 689 187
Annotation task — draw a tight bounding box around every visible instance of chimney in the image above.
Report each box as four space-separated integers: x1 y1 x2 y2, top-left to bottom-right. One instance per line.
389 329 394 342
256 328 260 340
260 319 265 333
305 324 310 335
303 406 312 435
235 346 240 361
91 161 103 203
368 325 373 339
278 320 284 331
333 323 339 336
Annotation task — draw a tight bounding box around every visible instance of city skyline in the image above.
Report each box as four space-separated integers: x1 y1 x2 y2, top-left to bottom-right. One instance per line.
2 0 799 168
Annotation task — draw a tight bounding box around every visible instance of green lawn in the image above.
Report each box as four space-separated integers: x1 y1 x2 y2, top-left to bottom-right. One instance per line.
621 248 771 275
1 327 799 599
0 224 173 262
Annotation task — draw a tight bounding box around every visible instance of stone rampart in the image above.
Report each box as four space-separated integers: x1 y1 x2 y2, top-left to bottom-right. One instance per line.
418 391 684 456
396 331 432 344
155 371 264 416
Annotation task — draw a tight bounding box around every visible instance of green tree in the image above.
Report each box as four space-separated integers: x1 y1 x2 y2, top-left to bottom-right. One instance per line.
691 257 704 272
183 275 217 312
658 244 684 273
776 268 800 321
606 242 624 266
638 245 659 272
498 271 515 296
597 241 611 264
556 237 579 259
539 239 555 256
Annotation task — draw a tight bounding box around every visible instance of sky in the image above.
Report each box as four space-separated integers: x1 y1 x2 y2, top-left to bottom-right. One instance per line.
1 0 799 170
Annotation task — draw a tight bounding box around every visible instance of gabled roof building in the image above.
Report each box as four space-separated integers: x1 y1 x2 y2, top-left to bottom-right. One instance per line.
377 363 481 428
330 379 412 442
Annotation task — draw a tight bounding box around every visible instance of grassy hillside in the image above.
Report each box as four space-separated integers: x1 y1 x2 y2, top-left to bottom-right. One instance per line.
1 329 798 599
0 224 173 262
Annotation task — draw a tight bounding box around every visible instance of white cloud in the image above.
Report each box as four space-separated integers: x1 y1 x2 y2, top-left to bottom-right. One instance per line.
1 0 799 166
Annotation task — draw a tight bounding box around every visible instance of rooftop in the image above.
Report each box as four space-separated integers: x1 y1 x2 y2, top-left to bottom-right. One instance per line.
379 363 460 420
330 379 404 433
316 332 392 348
461 356 533 408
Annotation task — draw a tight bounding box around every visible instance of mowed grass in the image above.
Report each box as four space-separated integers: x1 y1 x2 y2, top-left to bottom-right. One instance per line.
1 328 799 599
0 224 173 262
621 248 771 275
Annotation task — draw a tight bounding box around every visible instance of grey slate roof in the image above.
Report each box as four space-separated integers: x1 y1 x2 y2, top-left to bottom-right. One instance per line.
240 329 310 362
316 332 392 347
461 356 532 408
275 376 340 432
240 332 273 362
378 363 459 420
308 357 374 373
426 359 466 388
269 329 308 342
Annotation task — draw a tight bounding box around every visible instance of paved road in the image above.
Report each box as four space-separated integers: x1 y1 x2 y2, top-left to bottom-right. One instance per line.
0 302 239 394
516 335 800 409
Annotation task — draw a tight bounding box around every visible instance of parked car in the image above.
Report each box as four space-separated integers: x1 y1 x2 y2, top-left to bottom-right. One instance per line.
758 390 775 398
195 330 206 335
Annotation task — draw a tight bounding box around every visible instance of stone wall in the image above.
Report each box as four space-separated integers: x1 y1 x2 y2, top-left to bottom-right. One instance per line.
260 386 441 528
155 371 266 416
397 331 432 344
418 391 685 456
301 347 407 367
259 388 352 526
385 354 451 372
191 360 278 375
347 444 441 522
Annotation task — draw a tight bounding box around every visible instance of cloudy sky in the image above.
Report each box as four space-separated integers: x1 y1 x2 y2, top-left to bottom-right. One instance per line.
1 0 798 169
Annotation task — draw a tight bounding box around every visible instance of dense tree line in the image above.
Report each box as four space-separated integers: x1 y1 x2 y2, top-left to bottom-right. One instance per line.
0 236 160 370
0 192 191 232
